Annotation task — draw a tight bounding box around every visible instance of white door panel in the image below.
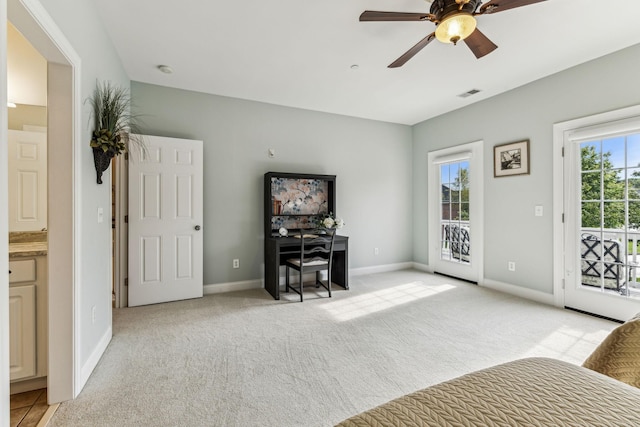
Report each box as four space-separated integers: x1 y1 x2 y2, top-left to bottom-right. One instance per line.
129 135 203 306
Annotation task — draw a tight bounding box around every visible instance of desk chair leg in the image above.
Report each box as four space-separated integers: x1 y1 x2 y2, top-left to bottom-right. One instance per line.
286 266 290 292
327 270 332 298
315 271 320 288
299 268 304 302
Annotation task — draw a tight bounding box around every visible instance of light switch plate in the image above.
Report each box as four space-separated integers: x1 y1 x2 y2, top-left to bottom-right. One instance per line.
98 207 104 223
535 205 543 217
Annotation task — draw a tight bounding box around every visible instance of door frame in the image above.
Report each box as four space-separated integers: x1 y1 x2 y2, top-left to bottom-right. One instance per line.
113 154 128 308
3 0 82 409
553 104 640 315
427 140 484 283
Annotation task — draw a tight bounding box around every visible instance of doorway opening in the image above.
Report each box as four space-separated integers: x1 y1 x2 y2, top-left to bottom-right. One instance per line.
5 0 82 406
7 20 49 397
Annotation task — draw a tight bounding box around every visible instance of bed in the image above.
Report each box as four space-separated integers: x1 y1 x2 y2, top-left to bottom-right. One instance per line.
336 314 640 427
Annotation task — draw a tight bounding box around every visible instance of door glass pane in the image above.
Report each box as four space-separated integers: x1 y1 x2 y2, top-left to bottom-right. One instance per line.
581 201 600 228
579 132 640 297
581 171 601 201
581 142 601 171
440 160 470 264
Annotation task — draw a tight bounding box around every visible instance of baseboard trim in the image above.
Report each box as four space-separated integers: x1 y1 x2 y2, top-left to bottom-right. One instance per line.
349 262 414 277
204 279 263 295
79 326 112 390
203 263 417 295
412 262 432 273
481 279 554 305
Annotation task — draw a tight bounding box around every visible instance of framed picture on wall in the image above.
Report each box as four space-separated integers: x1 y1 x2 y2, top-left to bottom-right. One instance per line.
494 140 530 177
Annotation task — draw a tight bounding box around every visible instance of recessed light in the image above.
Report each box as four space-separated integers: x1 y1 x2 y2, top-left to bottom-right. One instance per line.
157 65 173 74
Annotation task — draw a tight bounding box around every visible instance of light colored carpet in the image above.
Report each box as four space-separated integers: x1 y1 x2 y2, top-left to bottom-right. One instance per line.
49 270 617 427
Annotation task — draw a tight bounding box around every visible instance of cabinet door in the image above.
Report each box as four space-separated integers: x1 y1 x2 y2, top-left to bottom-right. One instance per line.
9 285 36 381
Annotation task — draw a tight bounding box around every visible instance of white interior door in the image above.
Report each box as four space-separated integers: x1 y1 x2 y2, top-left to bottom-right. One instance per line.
8 129 47 232
128 135 204 307
428 141 484 283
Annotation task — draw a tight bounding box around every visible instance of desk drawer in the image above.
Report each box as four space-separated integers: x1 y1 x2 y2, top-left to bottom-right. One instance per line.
9 259 36 283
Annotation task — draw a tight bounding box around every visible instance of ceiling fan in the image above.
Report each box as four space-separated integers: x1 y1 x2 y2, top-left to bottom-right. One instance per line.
360 0 547 68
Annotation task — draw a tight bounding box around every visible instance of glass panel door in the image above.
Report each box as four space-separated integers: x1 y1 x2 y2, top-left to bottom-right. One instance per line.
564 125 640 321
579 133 640 297
428 141 482 284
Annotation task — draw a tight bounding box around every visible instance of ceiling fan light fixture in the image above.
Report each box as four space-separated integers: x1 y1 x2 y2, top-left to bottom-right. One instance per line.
435 12 476 45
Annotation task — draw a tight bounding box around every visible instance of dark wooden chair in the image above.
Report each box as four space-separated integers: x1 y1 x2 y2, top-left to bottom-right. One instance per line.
285 228 336 302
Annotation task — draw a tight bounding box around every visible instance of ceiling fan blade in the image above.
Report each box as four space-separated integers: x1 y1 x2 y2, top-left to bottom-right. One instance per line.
478 0 547 15
359 11 433 22
388 32 436 68
464 28 498 59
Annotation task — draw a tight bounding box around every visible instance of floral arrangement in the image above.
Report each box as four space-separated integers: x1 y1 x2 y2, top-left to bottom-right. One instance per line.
88 81 145 184
88 81 143 156
316 212 344 229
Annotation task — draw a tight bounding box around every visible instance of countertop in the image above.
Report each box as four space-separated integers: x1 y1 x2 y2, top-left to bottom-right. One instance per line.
9 241 48 258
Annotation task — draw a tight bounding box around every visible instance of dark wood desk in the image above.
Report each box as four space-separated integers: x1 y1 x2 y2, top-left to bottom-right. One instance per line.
264 235 349 300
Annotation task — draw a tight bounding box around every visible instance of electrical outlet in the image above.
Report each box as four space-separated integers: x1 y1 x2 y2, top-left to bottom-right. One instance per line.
233 259 240 269
374 248 379 255
91 306 96 323
508 261 516 272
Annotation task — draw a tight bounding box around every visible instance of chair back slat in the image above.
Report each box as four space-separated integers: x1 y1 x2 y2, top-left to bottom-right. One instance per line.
298 229 336 265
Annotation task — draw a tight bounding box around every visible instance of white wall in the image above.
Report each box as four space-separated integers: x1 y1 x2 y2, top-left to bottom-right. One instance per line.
7 21 46 106
131 82 414 286
413 43 640 295
36 0 130 381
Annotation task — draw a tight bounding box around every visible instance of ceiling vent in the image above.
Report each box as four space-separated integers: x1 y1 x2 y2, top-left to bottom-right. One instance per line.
458 89 481 98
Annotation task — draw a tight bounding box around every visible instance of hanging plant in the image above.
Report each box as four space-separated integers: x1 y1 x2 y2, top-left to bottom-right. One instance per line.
88 81 143 184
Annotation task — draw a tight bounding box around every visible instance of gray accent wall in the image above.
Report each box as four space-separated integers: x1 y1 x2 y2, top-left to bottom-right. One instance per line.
131 82 414 286
413 43 640 294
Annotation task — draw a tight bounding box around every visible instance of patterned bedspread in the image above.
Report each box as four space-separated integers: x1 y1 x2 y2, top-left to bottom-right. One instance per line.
336 357 640 427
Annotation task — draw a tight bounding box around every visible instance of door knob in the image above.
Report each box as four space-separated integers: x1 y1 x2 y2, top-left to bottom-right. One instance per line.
195 225 201 231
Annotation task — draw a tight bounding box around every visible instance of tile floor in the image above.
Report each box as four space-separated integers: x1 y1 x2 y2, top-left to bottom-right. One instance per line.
10 389 48 427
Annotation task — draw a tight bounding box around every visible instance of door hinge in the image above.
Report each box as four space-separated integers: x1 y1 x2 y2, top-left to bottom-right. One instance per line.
124 278 128 287
562 278 565 289
562 213 565 223
124 215 128 224
562 147 565 157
